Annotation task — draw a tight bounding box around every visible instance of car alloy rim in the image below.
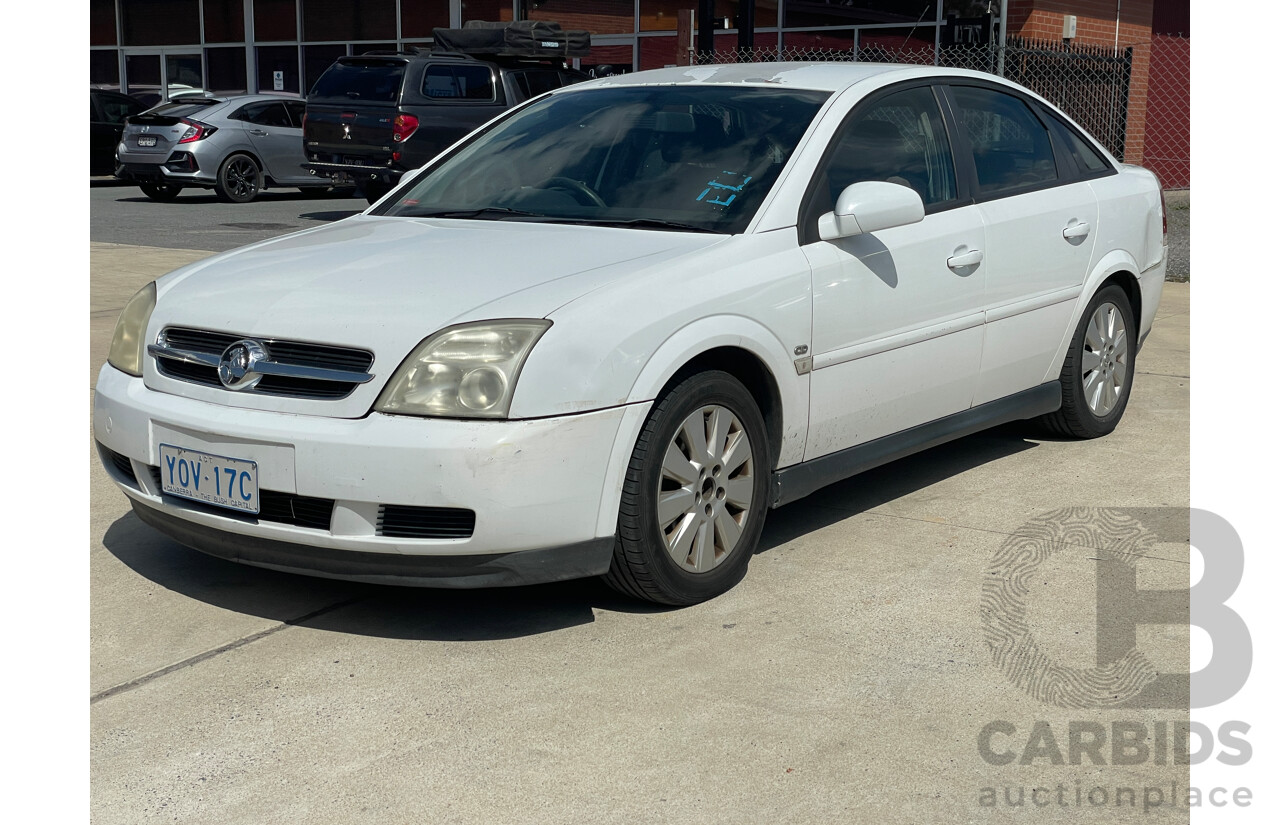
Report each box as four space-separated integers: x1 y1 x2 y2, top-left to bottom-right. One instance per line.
656 404 755 574
226 157 258 199
1082 301 1129 416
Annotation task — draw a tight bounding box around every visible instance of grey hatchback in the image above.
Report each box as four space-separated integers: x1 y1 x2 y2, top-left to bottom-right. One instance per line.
115 94 333 203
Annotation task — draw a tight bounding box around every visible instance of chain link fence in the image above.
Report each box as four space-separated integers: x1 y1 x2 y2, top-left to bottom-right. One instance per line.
696 34 1189 189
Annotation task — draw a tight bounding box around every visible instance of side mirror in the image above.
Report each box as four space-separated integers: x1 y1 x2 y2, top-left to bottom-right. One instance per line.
818 181 926 241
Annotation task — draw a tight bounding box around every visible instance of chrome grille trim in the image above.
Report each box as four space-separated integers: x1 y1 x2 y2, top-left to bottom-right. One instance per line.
149 328 375 400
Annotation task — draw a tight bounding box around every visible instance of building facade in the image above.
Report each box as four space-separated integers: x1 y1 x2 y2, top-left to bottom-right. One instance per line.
91 2 1027 96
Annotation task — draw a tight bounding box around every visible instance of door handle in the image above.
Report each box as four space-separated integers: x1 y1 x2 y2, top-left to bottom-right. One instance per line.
249 129 269 136
947 249 984 270
1062 221 1091 240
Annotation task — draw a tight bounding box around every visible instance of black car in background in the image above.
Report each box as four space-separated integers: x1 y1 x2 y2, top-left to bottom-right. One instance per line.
90 89 146 176
302 20 589 203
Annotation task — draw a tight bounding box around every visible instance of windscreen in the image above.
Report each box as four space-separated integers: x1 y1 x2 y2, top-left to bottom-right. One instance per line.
374 85 830 234
309 60 406 102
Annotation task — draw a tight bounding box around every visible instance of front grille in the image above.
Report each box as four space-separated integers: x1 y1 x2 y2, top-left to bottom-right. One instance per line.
147 464 334 530
153 328 374 400
378 505 476 539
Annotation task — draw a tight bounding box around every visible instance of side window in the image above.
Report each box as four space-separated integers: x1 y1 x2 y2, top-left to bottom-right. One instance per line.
284 100 307 128
950 86 1058 194
242 102 292 127
815 86 958 217
423 65 495 101
1046 115 1112 175
513 70 561 99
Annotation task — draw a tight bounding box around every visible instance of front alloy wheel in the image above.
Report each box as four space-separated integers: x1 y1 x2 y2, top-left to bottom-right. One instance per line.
605 370 770 605
658 405 756 573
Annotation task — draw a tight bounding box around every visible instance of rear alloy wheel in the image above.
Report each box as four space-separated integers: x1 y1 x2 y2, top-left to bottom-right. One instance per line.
1041 284 1136 438
605 371 770 605
139 181 182 202
215 153 262 203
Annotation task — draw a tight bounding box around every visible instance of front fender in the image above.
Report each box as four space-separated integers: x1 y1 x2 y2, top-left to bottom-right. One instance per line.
589 316 810 539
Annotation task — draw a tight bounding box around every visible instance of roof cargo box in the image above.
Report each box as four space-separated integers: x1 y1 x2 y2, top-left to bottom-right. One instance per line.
432 20 591 59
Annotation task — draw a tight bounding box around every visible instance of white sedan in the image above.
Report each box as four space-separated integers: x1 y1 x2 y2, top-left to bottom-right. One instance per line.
94 63 1166 605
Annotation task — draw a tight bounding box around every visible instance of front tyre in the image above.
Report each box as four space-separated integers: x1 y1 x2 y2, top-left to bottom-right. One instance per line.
215 153 262 203
139 181 182 202
604 371 770 606
1041 284 1136 439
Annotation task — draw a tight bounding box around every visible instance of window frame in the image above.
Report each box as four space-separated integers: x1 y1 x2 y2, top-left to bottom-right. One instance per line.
798 79 969 247
936 80 1116 204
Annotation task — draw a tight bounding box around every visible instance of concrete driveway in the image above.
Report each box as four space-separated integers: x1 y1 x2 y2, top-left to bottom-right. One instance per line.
90 242 1191 823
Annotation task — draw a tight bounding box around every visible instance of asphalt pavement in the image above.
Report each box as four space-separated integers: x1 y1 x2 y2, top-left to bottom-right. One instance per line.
90 190 1193 823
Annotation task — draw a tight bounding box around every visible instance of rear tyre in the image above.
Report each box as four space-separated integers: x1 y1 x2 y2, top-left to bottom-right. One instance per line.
604 371 771 606
215 153 262 203
139 182 182 202
1040 284 1136 439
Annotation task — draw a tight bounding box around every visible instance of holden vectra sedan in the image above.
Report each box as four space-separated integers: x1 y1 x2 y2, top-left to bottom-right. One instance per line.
94 63 1166 605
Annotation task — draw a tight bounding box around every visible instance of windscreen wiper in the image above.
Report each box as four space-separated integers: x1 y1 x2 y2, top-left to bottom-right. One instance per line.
549 217 719 234
404 207 544 220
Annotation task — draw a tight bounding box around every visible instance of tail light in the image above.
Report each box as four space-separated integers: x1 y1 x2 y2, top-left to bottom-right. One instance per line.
176 118 217 144
392 114 419 143
1158 186 1168 243
301 112 308 132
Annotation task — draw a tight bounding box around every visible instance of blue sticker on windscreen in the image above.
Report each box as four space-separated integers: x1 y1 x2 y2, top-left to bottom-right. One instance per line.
696 172 753 207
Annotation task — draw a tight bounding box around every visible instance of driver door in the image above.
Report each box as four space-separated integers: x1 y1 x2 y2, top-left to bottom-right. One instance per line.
801 84 988 459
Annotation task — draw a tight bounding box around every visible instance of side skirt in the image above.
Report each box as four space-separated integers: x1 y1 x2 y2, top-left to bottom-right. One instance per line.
770 381 1062 507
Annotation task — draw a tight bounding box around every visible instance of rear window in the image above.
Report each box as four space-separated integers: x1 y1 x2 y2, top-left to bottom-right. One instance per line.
146 100 219 119
309 60 406 102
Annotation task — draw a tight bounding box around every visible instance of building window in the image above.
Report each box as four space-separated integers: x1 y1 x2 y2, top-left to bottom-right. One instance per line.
203 0 246 43
91 0 117 46
402 0 452 39
122 0 201 46
461 0 513 25
255 0 298 42
304 0 396 42
257 45 301 94
91 50 120 86
207 46 248 93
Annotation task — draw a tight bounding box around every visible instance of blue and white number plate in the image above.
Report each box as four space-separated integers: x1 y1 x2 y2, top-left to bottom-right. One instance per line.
158 444 260 514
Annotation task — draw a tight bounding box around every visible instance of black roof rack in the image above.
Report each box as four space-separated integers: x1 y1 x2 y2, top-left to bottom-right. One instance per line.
431 20 590 59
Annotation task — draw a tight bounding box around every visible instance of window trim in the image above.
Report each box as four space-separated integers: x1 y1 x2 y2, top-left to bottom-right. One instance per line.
1036 104 1120 183
798 79 970 247
938 80 1116 205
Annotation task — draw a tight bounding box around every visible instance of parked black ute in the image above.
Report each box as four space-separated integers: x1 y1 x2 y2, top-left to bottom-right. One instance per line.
303 20 589 203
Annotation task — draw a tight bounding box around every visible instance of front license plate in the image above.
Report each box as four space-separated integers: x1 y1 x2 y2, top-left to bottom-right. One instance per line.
158 444 259 514
136 135 158 147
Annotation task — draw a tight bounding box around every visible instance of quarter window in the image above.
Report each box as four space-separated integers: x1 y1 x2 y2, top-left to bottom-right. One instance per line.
240 102 292 127
950 86 1058 194
815 86 958 216
1047 116 1111 175
423 65 496 101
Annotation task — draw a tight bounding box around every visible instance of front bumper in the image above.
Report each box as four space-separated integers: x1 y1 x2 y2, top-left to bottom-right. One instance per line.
93 364 627 586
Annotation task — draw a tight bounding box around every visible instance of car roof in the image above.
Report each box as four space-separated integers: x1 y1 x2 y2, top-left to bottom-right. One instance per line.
571 62 1006 94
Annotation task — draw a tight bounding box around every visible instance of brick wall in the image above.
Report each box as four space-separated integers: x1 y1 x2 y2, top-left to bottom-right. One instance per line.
1007 1 1152 164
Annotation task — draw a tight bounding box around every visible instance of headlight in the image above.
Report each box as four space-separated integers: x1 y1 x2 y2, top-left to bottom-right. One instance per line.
375 320 551 419
107 282 157 377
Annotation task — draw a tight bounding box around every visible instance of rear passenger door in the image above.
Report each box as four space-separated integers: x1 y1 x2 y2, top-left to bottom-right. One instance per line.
944 83 1100 406
239 101 308 183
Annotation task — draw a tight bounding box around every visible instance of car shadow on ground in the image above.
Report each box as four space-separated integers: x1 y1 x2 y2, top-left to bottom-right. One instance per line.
100 423 1041 642
111 188 359 206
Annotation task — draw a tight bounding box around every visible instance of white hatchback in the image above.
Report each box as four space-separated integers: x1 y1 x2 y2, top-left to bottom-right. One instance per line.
94 63 1166 605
